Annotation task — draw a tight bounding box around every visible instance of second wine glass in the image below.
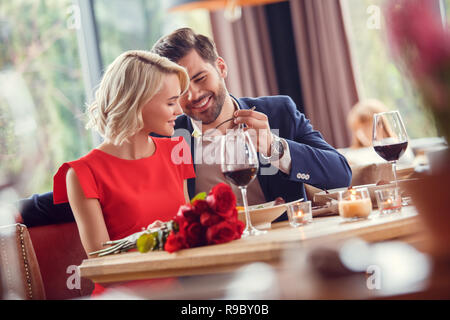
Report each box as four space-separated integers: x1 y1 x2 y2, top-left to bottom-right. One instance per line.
372 110 409 188
220 126 266 237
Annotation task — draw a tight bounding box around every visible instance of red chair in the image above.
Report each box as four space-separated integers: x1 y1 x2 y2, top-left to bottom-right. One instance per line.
27 222 94 299
0 222 94 299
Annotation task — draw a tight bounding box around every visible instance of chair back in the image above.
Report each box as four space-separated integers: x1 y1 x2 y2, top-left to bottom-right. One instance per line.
27 222 94 299
0 224 46 299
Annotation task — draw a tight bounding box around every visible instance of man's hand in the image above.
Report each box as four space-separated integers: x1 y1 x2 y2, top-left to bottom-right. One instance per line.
233 108 273 156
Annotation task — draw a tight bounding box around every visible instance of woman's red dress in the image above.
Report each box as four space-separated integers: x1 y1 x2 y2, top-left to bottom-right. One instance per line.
53 136 195 296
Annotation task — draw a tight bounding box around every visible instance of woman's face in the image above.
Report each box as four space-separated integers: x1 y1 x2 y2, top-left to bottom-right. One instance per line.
141 73 183 136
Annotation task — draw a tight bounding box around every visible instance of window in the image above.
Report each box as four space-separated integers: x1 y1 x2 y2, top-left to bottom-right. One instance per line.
446 0 450 21
0 0 92 197
0 1 212 199
341 0 445 139
93 0 212 66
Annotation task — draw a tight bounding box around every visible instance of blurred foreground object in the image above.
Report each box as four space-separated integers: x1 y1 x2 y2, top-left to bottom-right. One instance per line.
279 238 449 299
387 0 450 257
386 0 450 279
386 0 450 143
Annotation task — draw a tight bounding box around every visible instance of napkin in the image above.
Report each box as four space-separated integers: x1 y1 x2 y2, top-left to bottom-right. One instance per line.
312 201 339 217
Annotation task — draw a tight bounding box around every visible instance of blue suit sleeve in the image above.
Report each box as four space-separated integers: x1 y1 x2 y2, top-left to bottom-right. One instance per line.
17 192 75 227
282 97 352 190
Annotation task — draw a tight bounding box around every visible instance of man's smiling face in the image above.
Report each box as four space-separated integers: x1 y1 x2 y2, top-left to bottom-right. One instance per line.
177 49 227 125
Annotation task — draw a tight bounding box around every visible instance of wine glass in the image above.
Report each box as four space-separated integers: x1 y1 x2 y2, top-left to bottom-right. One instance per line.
220 125 266 237
372 110 409 188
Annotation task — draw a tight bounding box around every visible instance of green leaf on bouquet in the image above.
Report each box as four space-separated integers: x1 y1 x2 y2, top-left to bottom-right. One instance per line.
158 228 171 251
167 220 176 232
136 233 156 253
191 192 206 204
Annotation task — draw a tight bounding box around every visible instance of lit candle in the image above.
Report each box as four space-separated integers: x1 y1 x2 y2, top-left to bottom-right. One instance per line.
380 197 401 211
295 209 304 218
338 188 372 220
383 198 393 209
375 187 402 214
287 201 312 227
293 209 305 223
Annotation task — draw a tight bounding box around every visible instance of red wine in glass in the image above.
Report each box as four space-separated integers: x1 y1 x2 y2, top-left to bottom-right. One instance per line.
373 141 408 162
223 166 258 187
373 111 409 191
220 127 265 237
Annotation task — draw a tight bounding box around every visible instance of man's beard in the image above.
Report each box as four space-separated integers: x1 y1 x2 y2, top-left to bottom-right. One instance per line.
185 81 227 125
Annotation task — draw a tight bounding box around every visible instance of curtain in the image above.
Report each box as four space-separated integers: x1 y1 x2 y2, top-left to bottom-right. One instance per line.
289 0 359 148
209 6 279 98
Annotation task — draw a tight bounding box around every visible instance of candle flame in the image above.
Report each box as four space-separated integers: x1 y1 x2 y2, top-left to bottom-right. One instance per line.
295 209 304 218
350 189 357 201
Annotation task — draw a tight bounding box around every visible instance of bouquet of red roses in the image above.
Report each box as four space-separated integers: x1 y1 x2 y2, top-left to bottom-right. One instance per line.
136 183 245 254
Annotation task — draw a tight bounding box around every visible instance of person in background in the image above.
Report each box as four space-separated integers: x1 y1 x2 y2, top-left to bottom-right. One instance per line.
347 99 389 149
342 99 415 183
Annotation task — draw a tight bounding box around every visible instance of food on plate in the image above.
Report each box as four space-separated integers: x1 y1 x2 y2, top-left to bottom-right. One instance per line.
376 180 391 186
274 197 285 206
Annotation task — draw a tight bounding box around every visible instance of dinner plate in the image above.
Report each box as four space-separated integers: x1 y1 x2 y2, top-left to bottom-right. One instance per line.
237 198 304 229
313 179 417 207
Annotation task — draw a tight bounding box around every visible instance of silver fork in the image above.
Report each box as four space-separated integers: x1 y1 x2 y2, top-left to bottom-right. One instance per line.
213 106 256 130
89 220 166 257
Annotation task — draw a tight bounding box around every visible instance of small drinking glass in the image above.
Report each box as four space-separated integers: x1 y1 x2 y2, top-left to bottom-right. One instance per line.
375 187 402 214
338 187 372 221
287 201 312 227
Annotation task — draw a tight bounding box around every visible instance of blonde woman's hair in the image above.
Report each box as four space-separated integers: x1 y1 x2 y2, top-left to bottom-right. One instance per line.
86 50 189 145
347 99 389 148
348 99 389 127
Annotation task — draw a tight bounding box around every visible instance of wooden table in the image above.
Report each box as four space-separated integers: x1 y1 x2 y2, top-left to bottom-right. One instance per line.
79 206 424 284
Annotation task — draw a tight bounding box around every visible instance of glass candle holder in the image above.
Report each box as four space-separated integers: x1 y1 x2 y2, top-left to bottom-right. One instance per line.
338 187 372 221
375 187 402 214
287 201 312 227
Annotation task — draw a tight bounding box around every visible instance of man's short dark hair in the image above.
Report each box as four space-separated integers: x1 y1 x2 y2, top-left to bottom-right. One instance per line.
151 28 218 64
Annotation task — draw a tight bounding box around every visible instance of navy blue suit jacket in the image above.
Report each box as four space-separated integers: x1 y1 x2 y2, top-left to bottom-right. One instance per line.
18 95 351 227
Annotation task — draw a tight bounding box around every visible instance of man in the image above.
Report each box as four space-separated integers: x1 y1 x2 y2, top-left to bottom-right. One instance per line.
158 28 351 216
18 28 351 226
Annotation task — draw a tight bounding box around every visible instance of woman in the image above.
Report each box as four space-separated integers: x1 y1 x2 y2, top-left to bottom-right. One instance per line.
347 99 389 149
53 50 194 269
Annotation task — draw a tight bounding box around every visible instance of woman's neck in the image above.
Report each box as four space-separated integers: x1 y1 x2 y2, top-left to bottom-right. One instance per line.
97 132 155 160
